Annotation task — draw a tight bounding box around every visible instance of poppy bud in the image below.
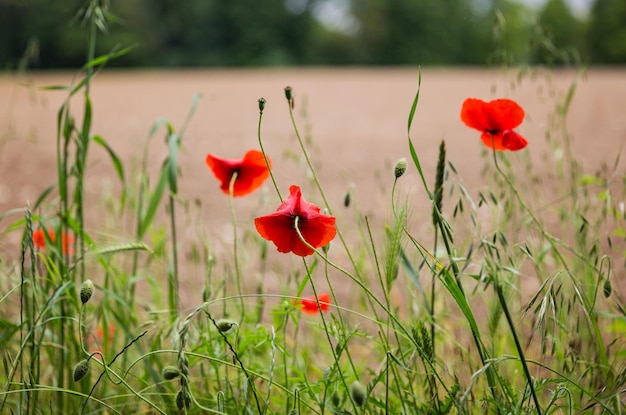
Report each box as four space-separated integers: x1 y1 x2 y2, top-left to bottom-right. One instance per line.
343 191 351 207
350 380 366 407
284 86 293 102
331 390 341 407
258 97 266 113
80 279 94 304
73 359 90 382
175 390 191 410
394 158 407 178
216 319 236 334
162 366 181 380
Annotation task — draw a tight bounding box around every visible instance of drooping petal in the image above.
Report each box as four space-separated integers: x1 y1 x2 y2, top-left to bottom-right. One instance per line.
299 293 332 314
489 99 525 131
502 130 528 151
254 213 300 254
461 98 495 132
480 132 508 151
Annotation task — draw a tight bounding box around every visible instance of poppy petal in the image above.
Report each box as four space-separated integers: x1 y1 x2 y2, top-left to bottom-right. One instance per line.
254 214 300 254
206 154 237 194
461 98 494 132
206 150 270 197
480 132 507 151
502 130 528 151
298 214 336 250
231 150 271 196
299 293 331 314
33 228 47 249
489 99 525 131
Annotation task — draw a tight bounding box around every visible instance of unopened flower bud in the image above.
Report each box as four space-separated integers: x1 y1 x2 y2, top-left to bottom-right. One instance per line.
73 359 90 382
331 390 341 407
284 86 293 102
162 366 181 380
350 380 367 407
394 158 407 178
343 191 351 208
80 279 94 304
216 319 236 333
258 97 266 113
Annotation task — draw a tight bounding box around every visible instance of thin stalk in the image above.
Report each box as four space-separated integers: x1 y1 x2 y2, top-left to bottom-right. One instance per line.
494 282 542 414
256 99 282 201
168 192 179 318
297 247 358 415
228 172 245 319
490 141 609 373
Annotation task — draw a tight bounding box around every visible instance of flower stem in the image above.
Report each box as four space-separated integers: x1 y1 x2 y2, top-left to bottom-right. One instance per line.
228 172 245 319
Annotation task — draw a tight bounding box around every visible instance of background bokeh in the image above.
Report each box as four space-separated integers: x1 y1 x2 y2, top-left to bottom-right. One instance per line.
1 0 625 69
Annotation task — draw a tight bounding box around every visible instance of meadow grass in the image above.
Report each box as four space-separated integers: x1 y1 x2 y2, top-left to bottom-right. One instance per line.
1 2 626 414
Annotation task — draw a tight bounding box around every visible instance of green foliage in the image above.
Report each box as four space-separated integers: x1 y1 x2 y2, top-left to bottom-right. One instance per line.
588 0 626 63
531 0 585 65
1 1 626 414
4 0 621 68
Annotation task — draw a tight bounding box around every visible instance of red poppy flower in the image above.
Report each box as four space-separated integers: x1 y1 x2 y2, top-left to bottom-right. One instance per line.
205 150 271 197
461 98 528 151
32 227 74 254
298 293 332 314
254 185 336 257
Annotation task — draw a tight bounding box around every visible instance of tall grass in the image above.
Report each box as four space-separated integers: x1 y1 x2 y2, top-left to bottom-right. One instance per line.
1 3 625 414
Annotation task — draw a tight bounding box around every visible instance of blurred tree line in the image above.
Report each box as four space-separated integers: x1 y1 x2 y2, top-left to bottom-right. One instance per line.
1 0 625 69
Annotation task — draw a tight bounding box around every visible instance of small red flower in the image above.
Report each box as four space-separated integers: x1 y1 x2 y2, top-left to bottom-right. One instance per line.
254 185 336 257
298 293 331 314
32 227 74 254
461 98 528 151
205 149 271 197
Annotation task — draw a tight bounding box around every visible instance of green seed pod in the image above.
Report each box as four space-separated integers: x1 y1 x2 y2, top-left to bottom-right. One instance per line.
216 319 236 334
80 279 94 304
162 366 181 380
258 97 266 113
394 158 407 178
73 359 90 382
350 380 367 407
284 86 293 102
175 390 191 410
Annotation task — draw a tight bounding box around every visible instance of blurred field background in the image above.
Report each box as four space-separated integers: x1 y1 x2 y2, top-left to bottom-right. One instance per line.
1 0 625 69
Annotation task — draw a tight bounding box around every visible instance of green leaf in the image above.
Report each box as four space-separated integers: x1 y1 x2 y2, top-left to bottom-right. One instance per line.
167 134 180 194
92 135 125 184
139 164 169 239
